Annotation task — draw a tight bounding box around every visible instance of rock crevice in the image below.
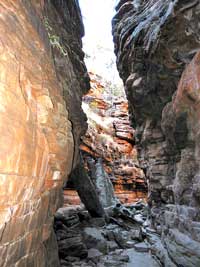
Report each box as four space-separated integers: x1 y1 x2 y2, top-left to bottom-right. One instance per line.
80 73 147 198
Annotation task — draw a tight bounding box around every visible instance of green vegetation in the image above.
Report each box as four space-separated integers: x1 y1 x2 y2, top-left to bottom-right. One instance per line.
89 101 99 110
44 17 68 56
110 83 125 97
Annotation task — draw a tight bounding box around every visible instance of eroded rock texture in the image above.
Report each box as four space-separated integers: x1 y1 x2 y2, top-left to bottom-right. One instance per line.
80 73 146 202
0 1 88 266
80 73 145 191
113 0 200 265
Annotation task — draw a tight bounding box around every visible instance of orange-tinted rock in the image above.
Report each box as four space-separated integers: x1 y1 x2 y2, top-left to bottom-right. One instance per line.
63 189 147 206
81 72 146 194
162 51 200 203
0 1 88 266
63 190 82 206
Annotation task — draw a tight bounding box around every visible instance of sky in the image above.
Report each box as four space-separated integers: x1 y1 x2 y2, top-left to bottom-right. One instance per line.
79 0 122 85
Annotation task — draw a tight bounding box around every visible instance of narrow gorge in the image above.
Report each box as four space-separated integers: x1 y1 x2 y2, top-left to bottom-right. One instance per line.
0 1 200 267
65 71 147 206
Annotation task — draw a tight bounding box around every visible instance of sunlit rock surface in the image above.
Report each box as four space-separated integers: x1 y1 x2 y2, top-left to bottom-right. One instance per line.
0 1 88 266
113 0 200 265
80 72 146 202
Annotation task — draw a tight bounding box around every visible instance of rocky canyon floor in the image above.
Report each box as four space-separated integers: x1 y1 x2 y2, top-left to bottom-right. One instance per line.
54 200 174 267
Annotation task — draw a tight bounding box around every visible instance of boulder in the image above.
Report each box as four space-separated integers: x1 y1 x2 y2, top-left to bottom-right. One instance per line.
83 227 108 254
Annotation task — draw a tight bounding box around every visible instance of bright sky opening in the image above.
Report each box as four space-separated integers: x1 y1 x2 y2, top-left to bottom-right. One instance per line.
79 0 122 85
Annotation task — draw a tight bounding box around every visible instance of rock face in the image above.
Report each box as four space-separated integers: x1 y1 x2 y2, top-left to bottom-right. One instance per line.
44 0 90 167
113 0 200 265
0 1 89 266
68 161 106 217
80 72 146 200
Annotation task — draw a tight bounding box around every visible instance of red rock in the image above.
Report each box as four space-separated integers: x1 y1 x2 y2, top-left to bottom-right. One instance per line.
0 1 88 266
80 72 147 197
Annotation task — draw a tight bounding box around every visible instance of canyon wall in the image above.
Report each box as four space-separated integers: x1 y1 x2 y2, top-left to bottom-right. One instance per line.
0 1 89 266
113 0 200 266
80 72 146 201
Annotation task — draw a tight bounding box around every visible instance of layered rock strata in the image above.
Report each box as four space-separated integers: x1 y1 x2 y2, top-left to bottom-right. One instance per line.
113 0 200 265
80 72 146 198
0 1 89 266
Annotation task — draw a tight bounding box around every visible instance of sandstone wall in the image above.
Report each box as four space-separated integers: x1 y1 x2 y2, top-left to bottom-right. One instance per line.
113 0 200 265
80 72 146 194
0 1 88 266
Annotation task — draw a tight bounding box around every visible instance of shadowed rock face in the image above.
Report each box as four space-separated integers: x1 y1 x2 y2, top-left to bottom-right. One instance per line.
113 0 200 265
0 1 89 266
